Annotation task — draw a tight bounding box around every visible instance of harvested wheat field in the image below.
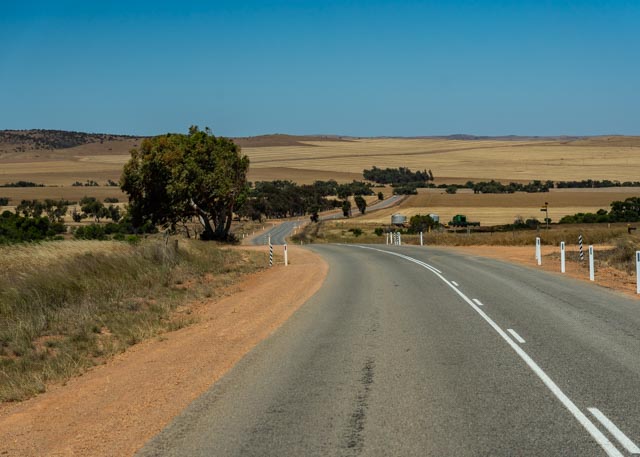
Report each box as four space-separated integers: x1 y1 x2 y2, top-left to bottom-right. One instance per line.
354 187 640 226
3 132 640 215
243 136 640 183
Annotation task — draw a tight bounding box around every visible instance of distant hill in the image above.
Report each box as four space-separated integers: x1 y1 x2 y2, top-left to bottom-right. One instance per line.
0 129 143 151
1 130 639 153
232 134 352 148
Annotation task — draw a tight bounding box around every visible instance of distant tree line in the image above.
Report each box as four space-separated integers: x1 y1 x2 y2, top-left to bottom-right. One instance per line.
555 179 640 188
464 180 553 194
0 211 65 243
363 166 434 185
560 197 640 224
238 179 374 221
0 181 45 187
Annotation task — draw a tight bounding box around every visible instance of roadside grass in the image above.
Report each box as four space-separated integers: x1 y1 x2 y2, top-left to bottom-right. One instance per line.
294 221 630 247
0 239 266 402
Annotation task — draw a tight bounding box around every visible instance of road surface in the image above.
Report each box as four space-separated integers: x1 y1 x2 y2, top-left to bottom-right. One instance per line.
251 220 302 245
251 195 405 245
138 245 640 456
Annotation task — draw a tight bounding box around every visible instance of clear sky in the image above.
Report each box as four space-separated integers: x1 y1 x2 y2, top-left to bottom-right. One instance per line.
1 0 638 137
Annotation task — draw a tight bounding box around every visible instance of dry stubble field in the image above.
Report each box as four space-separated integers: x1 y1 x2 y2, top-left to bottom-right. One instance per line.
2 134 640 225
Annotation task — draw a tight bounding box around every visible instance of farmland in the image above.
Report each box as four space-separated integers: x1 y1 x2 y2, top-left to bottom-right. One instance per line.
2 131 640 226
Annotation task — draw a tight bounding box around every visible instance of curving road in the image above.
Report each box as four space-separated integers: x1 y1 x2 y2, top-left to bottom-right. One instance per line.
250 220 302 245
251 195 405 245
138 244 640 456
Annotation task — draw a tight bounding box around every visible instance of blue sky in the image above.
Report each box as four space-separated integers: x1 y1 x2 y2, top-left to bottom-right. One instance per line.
1 0 638 136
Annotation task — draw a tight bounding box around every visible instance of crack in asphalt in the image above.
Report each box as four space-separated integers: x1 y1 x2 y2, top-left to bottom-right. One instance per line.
343 356 376 455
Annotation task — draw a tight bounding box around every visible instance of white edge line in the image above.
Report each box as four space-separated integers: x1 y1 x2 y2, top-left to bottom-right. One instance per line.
472 298 484 307
351 245 624 457
507 329 526 344
589 408 640 454
451 281 459 287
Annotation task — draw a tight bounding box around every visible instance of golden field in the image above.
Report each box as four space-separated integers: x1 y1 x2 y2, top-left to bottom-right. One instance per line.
2 134 640 224
357 188 640 226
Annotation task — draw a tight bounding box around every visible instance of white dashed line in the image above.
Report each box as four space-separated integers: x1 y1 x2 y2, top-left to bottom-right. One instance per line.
507 329 526 344
472 298 484 307
352 245 625 457
588 408 640 454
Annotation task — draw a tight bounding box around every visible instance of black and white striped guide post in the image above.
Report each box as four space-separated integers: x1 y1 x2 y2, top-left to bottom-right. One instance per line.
578 235 584 261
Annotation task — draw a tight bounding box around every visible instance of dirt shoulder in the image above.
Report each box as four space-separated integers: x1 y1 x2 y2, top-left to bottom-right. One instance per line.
0 245 327 457
442 244 639 299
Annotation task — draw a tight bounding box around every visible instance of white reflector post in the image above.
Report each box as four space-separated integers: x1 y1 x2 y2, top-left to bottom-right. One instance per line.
535 237 541 265
589 245 594 281
560 241 566 273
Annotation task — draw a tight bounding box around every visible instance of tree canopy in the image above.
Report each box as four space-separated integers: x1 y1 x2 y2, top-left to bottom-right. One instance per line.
121 126 249 241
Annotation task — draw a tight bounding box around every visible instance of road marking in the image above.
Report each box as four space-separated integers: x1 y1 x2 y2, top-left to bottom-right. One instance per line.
472 298 484 307
451 281 459 287
352 245 624 457
588 408 640 454
507 329 526 344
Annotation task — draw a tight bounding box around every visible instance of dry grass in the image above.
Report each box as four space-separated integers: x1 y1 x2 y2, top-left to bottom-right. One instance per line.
296 220 630 248
0 238 266 402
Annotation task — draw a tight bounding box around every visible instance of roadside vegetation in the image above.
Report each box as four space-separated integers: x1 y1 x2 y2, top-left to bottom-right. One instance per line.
0 239 266 402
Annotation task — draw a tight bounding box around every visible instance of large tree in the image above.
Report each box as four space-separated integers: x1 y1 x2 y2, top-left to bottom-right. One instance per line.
121 126 249 240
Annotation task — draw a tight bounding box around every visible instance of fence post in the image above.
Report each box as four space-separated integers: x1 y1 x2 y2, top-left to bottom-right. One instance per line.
560 241 565 273
589 245 594 281
535 237 541 265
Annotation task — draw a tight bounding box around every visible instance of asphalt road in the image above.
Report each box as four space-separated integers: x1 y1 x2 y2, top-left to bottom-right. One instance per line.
251 220 302 245
138 244 640 456
251 196 405 245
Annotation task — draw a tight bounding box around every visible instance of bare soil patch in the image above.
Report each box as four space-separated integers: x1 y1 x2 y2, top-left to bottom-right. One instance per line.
0 246 327 457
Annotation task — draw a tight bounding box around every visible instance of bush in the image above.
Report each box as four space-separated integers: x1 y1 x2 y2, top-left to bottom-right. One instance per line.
104 197 119 203
0 212 65 244
0 197 8 206
348 228 363 237
374 227 384 236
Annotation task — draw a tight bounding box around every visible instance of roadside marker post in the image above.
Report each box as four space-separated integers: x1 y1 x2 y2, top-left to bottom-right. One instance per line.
560 241 566 273
284 244 288 266
589 245 594 281
398 232 402 246
535 237 541 265
636 251 640 294
579 235 584 261
420 231 424 246
269 235 273 267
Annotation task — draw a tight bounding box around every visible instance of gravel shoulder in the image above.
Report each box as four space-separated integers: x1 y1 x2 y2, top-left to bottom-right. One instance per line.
443 244 639 298
0 245 327 457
